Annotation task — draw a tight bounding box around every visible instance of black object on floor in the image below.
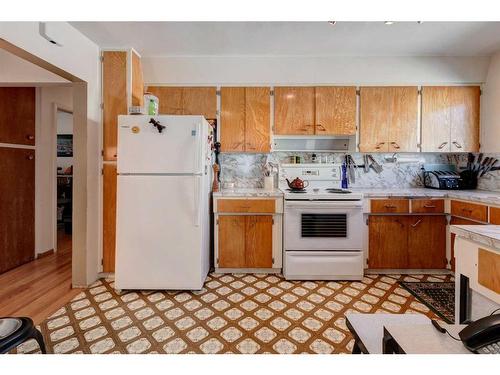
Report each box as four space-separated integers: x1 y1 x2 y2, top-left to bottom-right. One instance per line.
0 317 46 354
399 281 455 323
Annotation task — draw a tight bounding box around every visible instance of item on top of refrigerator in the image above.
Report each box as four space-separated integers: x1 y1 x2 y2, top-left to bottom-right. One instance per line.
143 92 159 115
129 105 144 115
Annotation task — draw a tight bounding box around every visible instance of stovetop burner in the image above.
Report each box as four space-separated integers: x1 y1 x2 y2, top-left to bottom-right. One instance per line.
325 188 352 194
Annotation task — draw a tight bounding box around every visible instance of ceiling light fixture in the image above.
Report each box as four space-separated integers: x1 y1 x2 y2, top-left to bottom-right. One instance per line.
384 21 395 25
328 21 337 26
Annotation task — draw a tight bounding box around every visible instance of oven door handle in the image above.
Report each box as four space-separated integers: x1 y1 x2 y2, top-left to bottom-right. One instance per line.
285 201 363 209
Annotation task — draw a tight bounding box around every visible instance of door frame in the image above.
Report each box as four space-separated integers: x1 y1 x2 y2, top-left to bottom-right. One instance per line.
52 104 73 253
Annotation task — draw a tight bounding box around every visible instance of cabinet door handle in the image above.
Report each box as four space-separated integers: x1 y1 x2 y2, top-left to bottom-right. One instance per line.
438 141 448 149
27 154 34 160
411 219 422 227
26 135 35 140
375 142 386 149
452 141 462 149
316 124 326 131
390 141 400 149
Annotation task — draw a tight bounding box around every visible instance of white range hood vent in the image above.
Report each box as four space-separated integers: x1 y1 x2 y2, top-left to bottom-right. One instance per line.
272 135 355 152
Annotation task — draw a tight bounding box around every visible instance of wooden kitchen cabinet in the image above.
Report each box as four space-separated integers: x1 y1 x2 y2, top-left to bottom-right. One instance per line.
359 87 418 152
218 216 246 268
0 147 35 274
146 86 217 119
368 216 409 269
490 207 500 224
421 86 480 152
0 87 36 146
102 49 143 161
407 216 447 269
274 86 356 136
102 163 117 273
315 86 357 135
274 87 315 135
220 87 270 153
450 200 488 222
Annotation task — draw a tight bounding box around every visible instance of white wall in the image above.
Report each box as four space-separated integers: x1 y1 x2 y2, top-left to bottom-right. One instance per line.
481 51 500 153
143 55 491 85
35 86 73 256
0 22 102 286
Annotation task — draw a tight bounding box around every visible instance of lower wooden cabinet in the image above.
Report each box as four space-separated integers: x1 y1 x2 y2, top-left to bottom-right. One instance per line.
217 215 273 269
102 163 117 273
369 215 446 269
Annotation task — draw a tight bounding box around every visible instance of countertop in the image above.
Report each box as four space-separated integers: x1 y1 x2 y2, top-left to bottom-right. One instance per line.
212 188 283 198
450 225 500 252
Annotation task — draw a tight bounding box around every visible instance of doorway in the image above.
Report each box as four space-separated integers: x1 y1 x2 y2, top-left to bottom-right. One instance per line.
56 109 73 255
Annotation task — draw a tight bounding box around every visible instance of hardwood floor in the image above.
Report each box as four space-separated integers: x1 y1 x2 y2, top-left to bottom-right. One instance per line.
0 230 82 325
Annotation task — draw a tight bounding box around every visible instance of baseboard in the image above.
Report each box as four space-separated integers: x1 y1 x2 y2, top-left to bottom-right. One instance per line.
36 249 54 259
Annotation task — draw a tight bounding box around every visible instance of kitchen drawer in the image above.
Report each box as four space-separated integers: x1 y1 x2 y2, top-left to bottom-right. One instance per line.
451 200 487 222
411 199 445 213
370 199 409 214
217 199 276 213
284 251 363 280
490 206 500 224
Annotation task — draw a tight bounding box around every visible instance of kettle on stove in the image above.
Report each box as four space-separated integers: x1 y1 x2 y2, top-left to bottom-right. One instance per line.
285 177 309 190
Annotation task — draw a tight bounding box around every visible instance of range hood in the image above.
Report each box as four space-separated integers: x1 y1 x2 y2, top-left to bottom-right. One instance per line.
272 135 356 152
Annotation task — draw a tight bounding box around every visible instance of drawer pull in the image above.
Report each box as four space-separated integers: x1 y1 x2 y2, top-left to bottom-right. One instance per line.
384 204 397 209
462 208 473 213
423 204 436 208
411 219 422 227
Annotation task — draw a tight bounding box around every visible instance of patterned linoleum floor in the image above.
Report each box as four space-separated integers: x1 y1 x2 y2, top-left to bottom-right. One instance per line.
16 272 453 354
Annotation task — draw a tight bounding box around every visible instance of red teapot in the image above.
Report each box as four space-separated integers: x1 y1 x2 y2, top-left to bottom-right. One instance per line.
286 177 309 190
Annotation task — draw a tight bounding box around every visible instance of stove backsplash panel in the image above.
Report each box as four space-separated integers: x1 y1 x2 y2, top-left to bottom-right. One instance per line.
218 152 500 192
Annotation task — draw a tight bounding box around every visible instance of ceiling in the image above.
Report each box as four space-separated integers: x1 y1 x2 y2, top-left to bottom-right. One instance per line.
70 22 500 57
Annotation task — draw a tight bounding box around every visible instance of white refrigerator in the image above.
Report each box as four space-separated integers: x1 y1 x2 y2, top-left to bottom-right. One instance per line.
115 115 213 290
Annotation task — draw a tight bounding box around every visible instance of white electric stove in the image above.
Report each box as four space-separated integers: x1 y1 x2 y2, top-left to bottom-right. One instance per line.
280 164 364 281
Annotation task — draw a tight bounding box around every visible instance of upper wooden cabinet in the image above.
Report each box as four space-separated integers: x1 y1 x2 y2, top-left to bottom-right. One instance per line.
421 86 480 152
0 87 36 146
359 87 418 152
315 86 357 135
220 87 270 153
146 86 217 119
102 49 143 161
274 86 356 136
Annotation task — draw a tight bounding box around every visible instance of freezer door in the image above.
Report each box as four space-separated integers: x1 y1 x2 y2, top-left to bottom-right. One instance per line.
115 175 209 290
117 115 207 174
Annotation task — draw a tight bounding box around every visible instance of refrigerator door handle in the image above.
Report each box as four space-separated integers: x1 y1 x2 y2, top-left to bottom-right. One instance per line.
194 175 202 227
194 122 202 173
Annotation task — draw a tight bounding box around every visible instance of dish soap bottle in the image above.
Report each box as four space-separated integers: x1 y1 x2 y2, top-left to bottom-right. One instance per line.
341 162 349 189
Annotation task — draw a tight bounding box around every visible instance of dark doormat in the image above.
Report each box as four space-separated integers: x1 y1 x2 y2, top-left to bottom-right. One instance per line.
399 281 455 323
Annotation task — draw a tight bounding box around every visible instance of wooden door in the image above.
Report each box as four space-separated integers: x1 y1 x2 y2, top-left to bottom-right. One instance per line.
103 51 127 161
131 50 144 107
315 86 356 135
274 87 315 135
245 87 270 152
182 87 217 119
408 216 447 269
450 86 480 152
146 86 184 115
449 217 484 272
102 163 117 272
360 87 418 152
0 147 35 273
220 87 245 152
368 216 408 269
421 86 452 152
245 216 273 268
0 87 36 146
218 216 246 268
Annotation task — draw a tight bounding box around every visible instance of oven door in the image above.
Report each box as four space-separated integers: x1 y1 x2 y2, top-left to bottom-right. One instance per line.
284 200 363 251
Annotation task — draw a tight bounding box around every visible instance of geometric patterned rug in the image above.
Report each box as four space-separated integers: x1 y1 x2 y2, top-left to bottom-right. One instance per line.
15 272 453 354
398 282 455 323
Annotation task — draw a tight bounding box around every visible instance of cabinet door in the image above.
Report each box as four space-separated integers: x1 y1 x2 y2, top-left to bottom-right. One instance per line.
360 87 418 152
408 216 446 269
368 216 408 269
0 147 35 274
103 51 128 161
102 163 117 273
0 87 36 146
182 87 217 119
449 217 484 272
220 87 245 152
450 86 480 152
245 216 273 268
218 216 246 268
146 86 184 115
315 86 356 135
274 87 315 135
490 207 500 224
245 87 270 152
131 50 144 107
421 86 451 152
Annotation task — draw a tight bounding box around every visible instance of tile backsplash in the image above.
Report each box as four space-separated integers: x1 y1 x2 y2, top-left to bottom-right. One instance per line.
218 152 500 192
